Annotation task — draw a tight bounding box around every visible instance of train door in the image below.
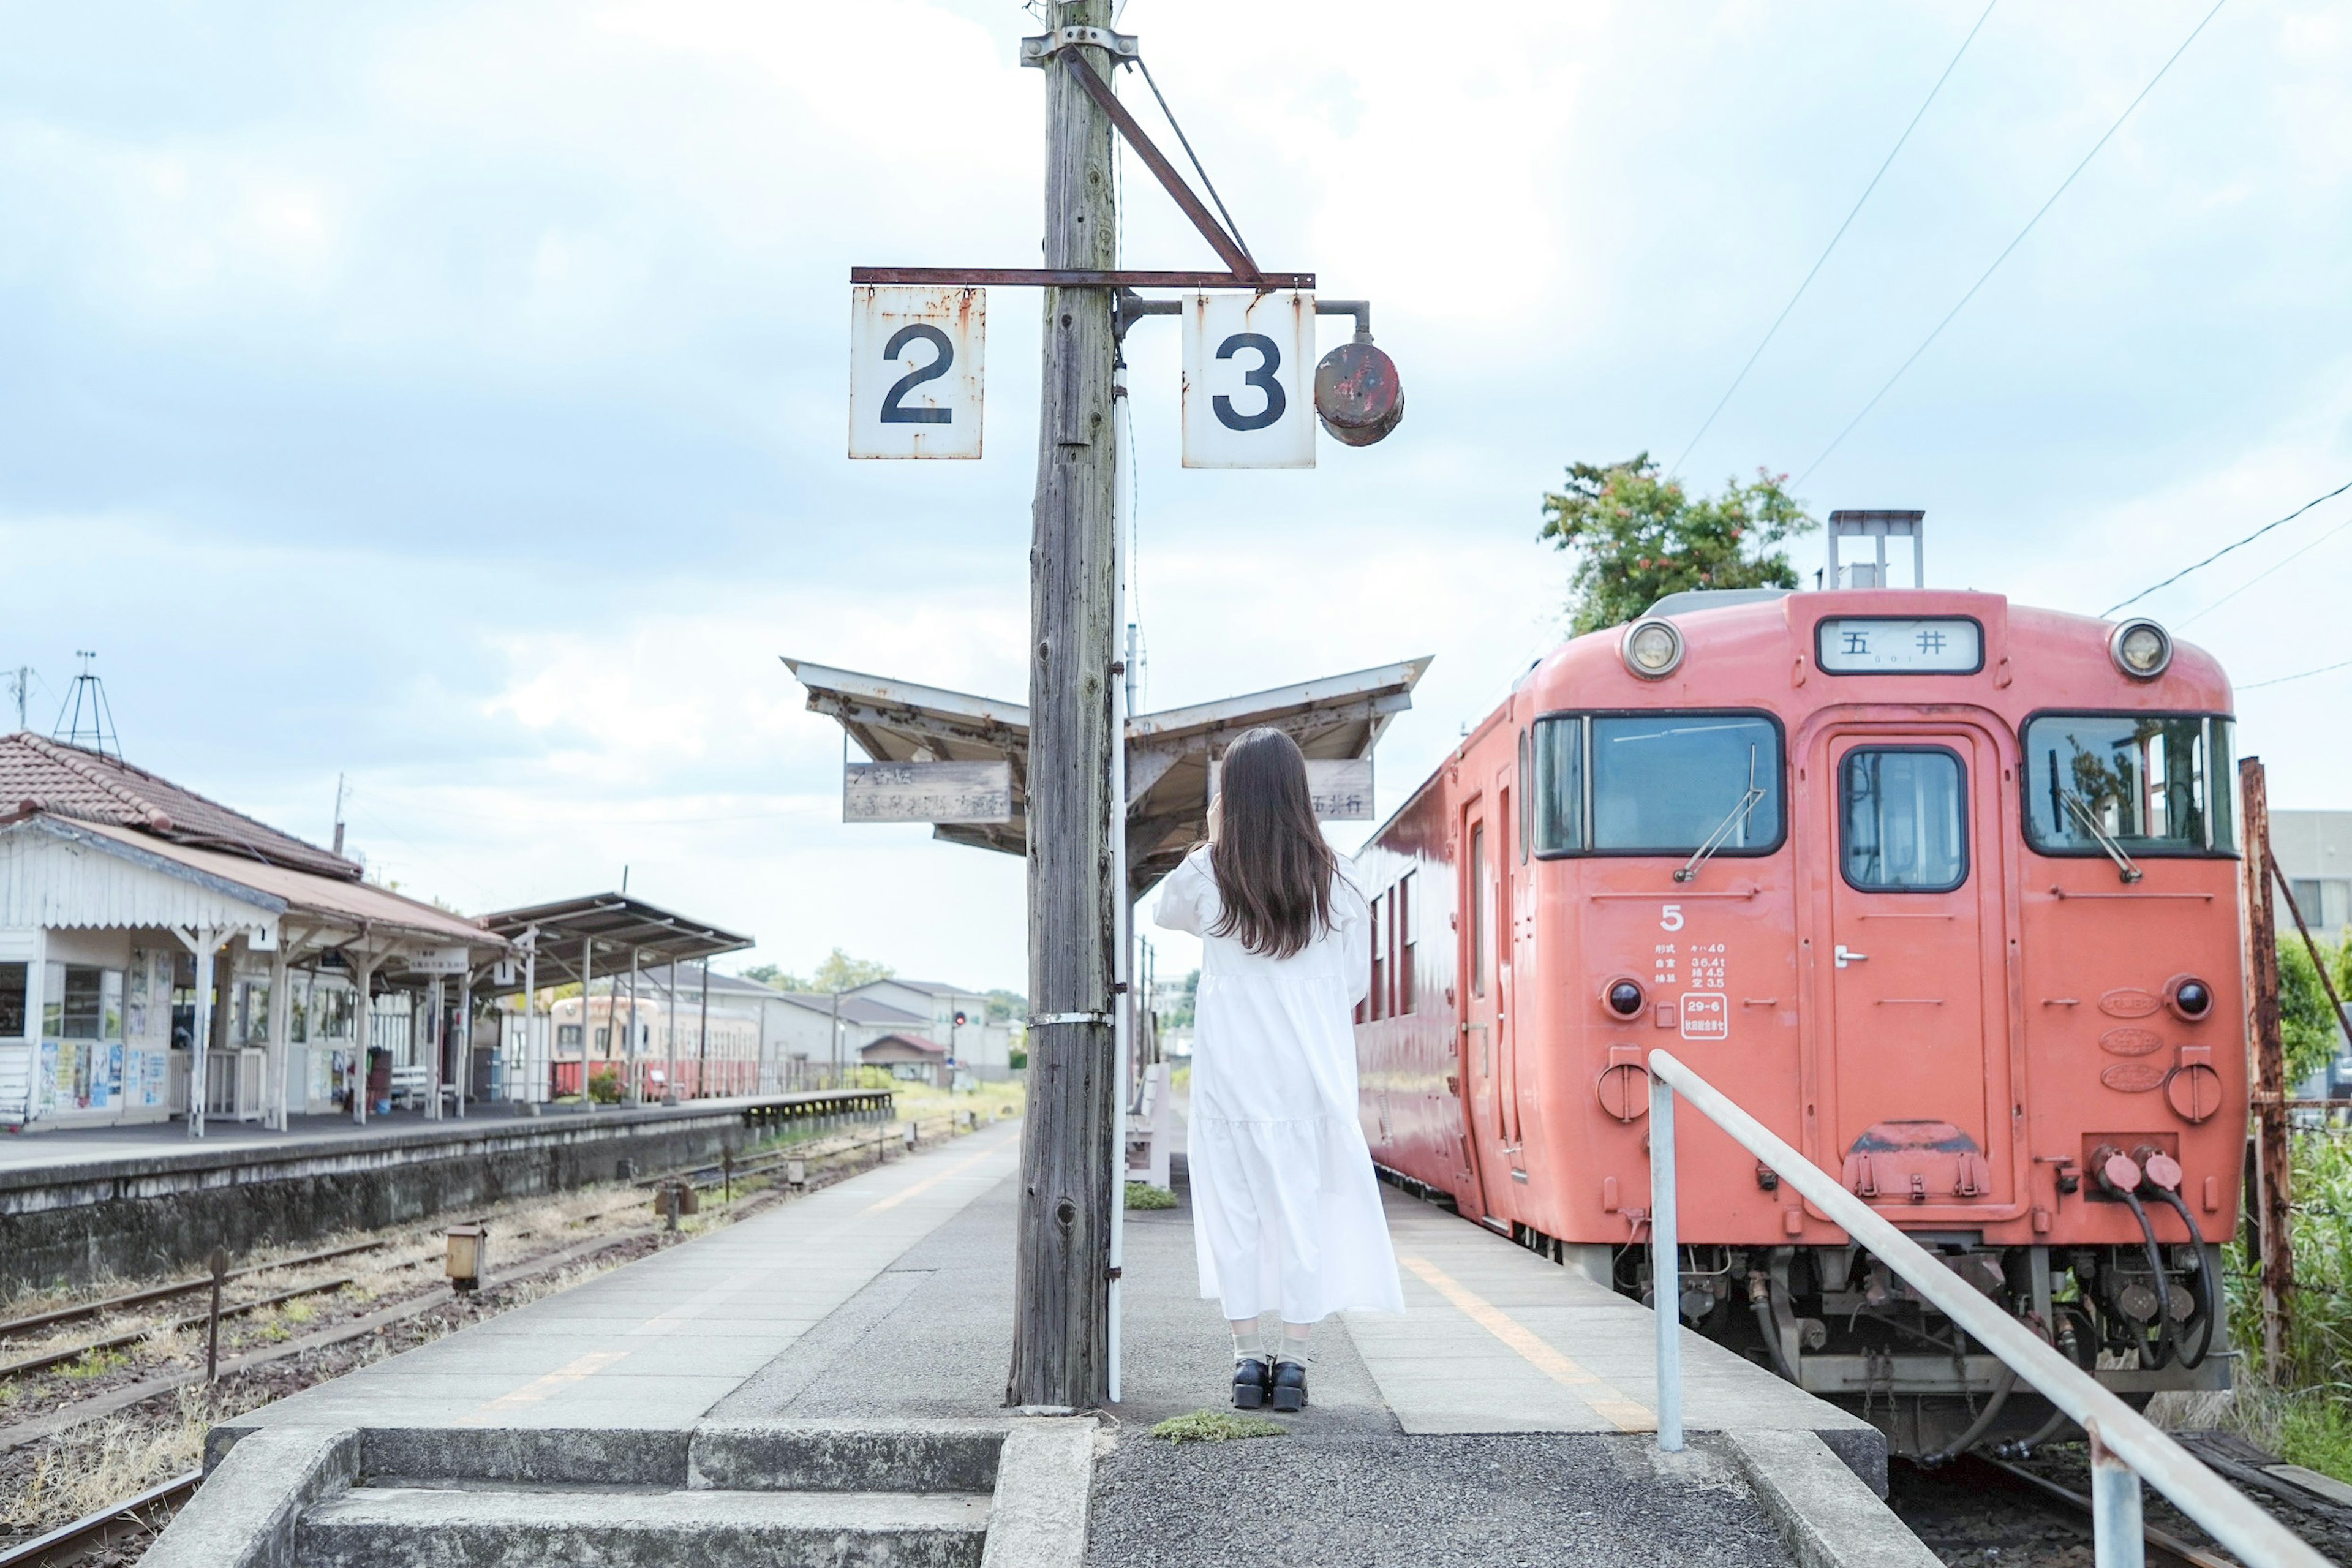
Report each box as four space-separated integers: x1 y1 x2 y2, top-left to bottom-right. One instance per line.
1496 770 1522 1169
1814 725 2011 1207
1460 798 1507 1218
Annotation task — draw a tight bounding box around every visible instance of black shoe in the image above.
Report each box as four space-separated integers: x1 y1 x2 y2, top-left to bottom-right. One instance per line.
1233 1357 1273 1409
1271 1359 1307 1412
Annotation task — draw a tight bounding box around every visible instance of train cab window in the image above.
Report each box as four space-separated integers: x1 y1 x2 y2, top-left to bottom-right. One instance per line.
1591 715 1782 853
1841 748 1967 892
2022 714 2236 856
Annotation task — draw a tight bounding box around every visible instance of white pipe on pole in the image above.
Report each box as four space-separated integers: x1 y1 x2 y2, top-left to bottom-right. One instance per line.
1106 353 1131 1404
1646 1047 2327 1568
1646 1071 1681 1452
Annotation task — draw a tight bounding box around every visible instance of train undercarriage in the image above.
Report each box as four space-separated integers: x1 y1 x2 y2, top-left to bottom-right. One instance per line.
1502 1218 2232 1458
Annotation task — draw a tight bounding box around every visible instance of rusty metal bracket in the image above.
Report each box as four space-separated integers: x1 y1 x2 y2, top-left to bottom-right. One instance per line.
853 267 1312 290
1019 26 1140 67
1056 50 1261 285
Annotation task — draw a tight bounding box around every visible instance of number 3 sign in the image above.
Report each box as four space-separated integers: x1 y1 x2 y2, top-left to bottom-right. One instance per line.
849 285 985 459
1181 291 1314 469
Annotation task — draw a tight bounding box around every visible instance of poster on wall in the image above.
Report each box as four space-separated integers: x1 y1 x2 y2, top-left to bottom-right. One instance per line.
37 1041 58 1117
140 1048 167 1107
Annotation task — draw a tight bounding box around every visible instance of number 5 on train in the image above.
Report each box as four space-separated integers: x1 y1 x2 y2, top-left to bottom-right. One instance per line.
848 285 986 459
1181 291 1315 469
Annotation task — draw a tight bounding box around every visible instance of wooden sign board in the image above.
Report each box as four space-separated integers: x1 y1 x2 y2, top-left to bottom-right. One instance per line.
844 761 1014 825
1180 291 1316 469
406 946 471 976
848 285 986 459
1207 756 1373 821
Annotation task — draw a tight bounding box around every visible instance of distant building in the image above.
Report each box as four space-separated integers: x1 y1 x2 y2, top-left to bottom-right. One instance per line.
2273 810 2352 939
846 978 1012 1071
861 1030 949 1085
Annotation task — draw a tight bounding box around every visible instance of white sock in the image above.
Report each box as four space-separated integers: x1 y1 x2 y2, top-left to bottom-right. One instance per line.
1277 1324 1313 1365
1231 1320 1262 1363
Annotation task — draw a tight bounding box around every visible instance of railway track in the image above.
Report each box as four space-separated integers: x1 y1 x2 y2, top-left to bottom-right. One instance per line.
0 1109 985 1554
1976 1456 2236 1568
0 1237 394 1343
0 1469 198 1568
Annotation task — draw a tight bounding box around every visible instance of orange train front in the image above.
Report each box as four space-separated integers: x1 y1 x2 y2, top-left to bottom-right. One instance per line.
1354 579 2242 1456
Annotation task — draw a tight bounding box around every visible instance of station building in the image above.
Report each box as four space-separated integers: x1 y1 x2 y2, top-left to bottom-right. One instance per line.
0 733 507 1133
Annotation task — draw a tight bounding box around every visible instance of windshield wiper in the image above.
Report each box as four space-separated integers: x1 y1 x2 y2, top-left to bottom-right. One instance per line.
2061 788 2143 883
1675 747 1766 884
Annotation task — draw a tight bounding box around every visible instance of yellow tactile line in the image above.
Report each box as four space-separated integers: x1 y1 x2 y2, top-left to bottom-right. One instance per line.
1397 1253 1656 1433
454 1349 632 1425
860 1140 1017 1216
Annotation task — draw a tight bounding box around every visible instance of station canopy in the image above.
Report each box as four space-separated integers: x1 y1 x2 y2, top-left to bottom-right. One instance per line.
782 655 1431 895
473 894 753 997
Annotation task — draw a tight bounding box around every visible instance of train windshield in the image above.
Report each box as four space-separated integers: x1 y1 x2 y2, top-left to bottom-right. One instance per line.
1532 713 1783 855
2022 714 2235 855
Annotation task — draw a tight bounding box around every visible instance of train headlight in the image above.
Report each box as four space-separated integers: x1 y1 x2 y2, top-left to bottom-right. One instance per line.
1603 978 1646 1018
2166 974 2214 1022
1621 619 1684 680
2108 618 2173 679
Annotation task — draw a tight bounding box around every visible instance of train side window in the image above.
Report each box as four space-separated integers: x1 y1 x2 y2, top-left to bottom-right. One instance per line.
1531 717 1584 853
1517 729 1532 862
1395 871 1415 1015
1841 747 1967 892
2022 714 2235 856
1469 824 1488 999
1369 892 1387 1022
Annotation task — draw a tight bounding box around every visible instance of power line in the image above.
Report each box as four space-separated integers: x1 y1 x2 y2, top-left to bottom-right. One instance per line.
2177 508 2352 628
2105 477 2352 615
2239 655 2352 692
1797 0 2228 488
1670 0 1999 478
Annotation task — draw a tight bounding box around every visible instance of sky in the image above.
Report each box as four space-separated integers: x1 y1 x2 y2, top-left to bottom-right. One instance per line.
2 0 2348 994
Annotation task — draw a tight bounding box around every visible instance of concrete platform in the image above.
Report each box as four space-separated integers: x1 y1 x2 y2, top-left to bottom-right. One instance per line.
190 1115 1930 1568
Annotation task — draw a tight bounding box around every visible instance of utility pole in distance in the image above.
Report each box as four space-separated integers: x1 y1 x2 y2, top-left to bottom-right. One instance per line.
1012 0 1120 1411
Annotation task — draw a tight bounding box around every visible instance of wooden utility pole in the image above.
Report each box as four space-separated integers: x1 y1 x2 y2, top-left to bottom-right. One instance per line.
2239 756 2293 1378
1009 0 1120 1410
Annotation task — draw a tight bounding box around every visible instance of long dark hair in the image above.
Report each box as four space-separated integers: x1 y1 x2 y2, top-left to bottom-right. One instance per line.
1208 728 1340 959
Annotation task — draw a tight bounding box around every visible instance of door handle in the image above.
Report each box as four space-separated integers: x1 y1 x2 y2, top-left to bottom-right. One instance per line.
1834 946 1868 968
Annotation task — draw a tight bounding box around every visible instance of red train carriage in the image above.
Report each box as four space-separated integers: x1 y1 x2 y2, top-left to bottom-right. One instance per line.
1355 581 2241 1455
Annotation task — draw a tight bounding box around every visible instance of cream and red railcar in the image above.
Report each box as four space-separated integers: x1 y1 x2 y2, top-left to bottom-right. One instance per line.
1354 584 2242 1455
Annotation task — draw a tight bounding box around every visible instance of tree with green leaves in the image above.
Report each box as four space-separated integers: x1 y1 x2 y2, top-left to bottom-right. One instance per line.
1539 454 1817 636
2280 934 2346 1086
736 948 894 995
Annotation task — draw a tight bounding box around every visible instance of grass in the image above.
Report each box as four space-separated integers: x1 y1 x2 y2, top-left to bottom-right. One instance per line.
2219 1128 2352 1483
1149 1409 1287 1444
58 1346 127 1380
1125 1182 1177 1210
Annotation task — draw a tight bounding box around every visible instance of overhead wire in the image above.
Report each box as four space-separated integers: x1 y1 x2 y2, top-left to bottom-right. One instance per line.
2239 657 2352 692
2104 476 2352 615
1670 0 1999 478
1796 0 2230 488
1133 57 1253 268
2177 509 2352 629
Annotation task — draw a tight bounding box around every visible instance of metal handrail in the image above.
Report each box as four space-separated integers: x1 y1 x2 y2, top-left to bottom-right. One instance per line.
1645 1048 2326 1568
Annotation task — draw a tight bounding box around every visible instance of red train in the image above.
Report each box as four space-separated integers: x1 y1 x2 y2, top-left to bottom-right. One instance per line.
1354 578 2242 1455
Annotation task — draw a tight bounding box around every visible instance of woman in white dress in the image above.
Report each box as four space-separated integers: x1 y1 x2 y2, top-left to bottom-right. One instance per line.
1153 726 1404 1413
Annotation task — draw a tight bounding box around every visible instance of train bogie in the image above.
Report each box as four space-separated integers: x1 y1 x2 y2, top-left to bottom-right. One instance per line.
1355 584 2243 1454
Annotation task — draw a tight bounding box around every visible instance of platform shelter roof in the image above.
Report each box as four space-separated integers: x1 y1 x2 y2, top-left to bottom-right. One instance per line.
782 655 1430 895
473 894 753 997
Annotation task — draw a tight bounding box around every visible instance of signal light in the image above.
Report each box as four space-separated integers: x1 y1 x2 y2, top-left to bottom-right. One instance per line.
953 1011 968 1028
2166 976 2212 1022
1604 979 1646 1019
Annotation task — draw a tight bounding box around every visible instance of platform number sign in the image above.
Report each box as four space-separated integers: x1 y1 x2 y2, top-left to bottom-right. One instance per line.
1181 291 1316 469
849 286 986 459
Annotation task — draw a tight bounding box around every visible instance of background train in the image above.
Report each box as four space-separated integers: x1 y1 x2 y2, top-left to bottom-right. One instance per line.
1353 563 2242 1456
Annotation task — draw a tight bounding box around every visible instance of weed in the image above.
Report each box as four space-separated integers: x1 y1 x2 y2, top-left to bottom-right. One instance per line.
1125 1183 1177 1211
1150 1409 1287 1444
59 1346 127 1380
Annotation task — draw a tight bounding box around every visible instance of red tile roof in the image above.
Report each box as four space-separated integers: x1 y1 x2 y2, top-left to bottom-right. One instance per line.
0 732 360 881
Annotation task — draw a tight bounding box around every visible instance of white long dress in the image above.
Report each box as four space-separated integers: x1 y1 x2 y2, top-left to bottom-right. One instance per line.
1153 844 1404 1322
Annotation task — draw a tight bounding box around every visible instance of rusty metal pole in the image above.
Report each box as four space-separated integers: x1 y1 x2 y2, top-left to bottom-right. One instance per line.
1008 0 1120 1412
205 1246 229 1384
2239 756 2291 1379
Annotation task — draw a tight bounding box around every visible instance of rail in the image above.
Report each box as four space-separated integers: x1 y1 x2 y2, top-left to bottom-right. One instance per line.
1644 1047 2328 1568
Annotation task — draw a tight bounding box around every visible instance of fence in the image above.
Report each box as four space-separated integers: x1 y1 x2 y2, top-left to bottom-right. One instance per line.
1644 1047 2327 1568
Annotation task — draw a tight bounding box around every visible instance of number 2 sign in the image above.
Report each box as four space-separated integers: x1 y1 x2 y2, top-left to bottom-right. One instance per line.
1181 291 1314 469
849 286 985 459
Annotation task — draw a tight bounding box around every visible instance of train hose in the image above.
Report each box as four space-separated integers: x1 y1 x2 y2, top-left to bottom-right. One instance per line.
2114 1186 2182 1370
2145 1182 2220 1370
1747 1273 1800 1384
1922 1361 2018 1466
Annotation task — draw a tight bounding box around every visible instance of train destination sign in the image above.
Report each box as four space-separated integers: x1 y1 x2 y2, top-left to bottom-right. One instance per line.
843 760 1014 825
1181 290 1316 469
848 285 986 459
1817 617 1983 674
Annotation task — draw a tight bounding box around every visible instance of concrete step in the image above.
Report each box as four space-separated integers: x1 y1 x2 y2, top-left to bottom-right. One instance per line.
296 1483 993 1568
